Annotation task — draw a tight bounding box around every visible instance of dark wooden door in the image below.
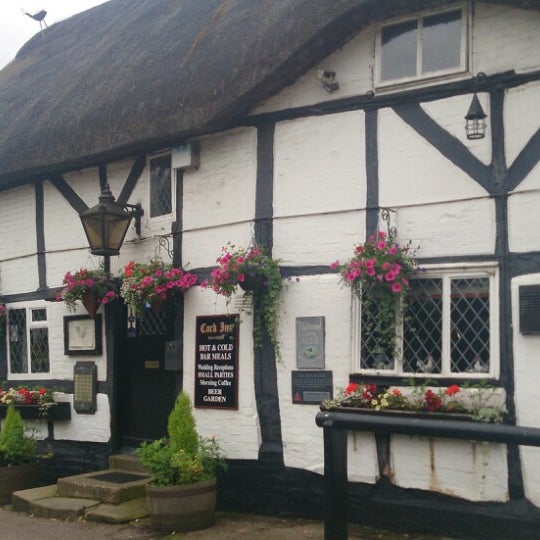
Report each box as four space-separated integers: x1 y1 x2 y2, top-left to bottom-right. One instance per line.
116 305 178 448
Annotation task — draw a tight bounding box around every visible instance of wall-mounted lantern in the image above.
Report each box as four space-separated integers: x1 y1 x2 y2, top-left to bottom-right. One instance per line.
465 93 487 140
79 184 143 256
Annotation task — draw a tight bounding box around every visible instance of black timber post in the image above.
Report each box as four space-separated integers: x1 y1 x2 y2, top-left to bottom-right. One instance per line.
323 420 348 540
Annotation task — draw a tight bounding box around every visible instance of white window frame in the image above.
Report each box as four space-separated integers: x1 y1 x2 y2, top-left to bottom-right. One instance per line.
352 262 499 379
374 2 470 90
148 151 175 222
7 302 51 380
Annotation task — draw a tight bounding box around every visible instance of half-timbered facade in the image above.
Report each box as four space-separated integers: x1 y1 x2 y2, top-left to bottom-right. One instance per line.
1 1 540 537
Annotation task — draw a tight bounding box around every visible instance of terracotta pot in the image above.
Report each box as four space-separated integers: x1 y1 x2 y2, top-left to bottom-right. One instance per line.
81 290 101 319
239 273 266 292
0 462 38 504
145 477 217 532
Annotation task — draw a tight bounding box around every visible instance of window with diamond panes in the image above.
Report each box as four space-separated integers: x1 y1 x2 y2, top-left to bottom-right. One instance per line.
8 306 50 375
139 308 167 336
358 268 497 378
403 278 443 374
150 154 172 218
360 295 396 371
8 309 28 374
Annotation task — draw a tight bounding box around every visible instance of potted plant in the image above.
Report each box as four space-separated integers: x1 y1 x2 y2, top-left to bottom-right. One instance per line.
120 259 198 315
0 404 38 504
202 243 282 358
57 267 117 318
330 231 417 358
136 391 227 532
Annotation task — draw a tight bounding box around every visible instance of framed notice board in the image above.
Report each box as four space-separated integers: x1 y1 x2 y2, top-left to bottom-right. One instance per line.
194 314 239 410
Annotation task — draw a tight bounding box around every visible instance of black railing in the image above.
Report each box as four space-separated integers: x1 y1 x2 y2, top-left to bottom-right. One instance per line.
315 410 540 540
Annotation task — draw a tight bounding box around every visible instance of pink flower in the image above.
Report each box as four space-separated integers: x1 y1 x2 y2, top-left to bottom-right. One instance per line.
391 283 401 293
200 280 209 288
388 246 398 255
330 261 340 270
376 241 386 249
385 272 396 282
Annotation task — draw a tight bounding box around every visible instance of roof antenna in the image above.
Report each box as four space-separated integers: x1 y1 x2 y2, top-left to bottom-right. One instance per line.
22 9 48 34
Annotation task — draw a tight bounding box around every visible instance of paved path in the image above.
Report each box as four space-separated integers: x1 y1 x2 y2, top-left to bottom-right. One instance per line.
0 507 455 540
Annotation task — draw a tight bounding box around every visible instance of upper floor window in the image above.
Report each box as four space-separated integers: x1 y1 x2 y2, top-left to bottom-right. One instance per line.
358 264 498 379
8 305 50 377
149 154 172 218
377 7 467 87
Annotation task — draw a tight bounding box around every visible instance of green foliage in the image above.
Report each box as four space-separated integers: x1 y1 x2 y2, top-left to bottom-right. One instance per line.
204 243 282 360
0 405 37 466
167 392 198 455
136 392 227 486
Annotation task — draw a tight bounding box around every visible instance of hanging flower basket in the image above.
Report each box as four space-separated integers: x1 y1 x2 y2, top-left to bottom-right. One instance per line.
120 259 198 315
238 273 267 292
57 268 118 316
330 231 418 355
201 243 282 359
81 290 101 319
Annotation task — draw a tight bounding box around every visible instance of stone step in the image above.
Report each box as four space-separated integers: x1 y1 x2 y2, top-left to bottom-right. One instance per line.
30 496 101 521
12 484 57 513
85 496 148 524
57 468 152 504
108 453 148 474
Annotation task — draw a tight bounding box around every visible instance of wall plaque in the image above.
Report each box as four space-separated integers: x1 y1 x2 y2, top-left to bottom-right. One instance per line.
296 316 325 368
194 314 239 410
73 361 97 414
291 370 332 405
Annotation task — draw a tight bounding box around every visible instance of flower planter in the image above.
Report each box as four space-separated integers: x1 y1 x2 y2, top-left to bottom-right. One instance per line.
145 477 217 532
324 406 474 422
0 402 71 421
0 462 38 504
239 274 267 292
82 290 101 318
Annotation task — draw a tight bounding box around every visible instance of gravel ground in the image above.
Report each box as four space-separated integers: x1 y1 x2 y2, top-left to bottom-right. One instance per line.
0 507 457 540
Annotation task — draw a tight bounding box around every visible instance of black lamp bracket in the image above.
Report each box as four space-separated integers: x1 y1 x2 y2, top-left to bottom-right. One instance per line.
380 207 397 240
122 203 144 236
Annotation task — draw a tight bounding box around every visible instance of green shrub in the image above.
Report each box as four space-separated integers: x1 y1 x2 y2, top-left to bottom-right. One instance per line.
136 391 227 486
0 405 36 466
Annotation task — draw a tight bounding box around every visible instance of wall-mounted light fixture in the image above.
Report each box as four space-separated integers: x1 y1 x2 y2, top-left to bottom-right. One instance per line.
79 184 143 256
316 69 339 93
465 73 487 140
465 93 487 140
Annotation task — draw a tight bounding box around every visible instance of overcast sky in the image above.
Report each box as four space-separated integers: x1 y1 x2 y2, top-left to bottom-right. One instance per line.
0 0 109 69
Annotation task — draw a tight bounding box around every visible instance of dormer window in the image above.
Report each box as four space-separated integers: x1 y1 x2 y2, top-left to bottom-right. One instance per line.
377 7 467 87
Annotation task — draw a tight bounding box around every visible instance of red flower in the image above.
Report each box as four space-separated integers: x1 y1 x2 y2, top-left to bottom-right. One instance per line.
445 384 460 396
344 382 360 395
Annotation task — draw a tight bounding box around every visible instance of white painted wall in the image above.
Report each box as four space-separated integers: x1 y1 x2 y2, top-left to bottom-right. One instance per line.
254 4 540 114
512 273 540 507
184 287 260 460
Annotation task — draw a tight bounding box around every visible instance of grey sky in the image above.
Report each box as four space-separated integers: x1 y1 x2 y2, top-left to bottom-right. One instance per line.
0 1 109 69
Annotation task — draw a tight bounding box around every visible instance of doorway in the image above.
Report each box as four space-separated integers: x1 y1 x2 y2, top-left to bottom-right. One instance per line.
115 303 180 449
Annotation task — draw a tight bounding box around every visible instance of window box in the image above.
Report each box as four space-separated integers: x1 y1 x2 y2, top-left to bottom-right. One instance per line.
0 402 71 421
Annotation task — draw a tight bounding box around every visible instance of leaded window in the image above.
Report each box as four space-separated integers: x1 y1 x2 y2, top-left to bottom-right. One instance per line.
149 154 172 218
358 265 498 379
8 306 50 375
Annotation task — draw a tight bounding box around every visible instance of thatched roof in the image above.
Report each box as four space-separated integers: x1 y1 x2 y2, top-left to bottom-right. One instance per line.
0 0 536 188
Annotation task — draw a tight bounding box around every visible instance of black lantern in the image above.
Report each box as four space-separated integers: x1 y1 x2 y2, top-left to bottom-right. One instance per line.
79 184 143 256
465 93 487 140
